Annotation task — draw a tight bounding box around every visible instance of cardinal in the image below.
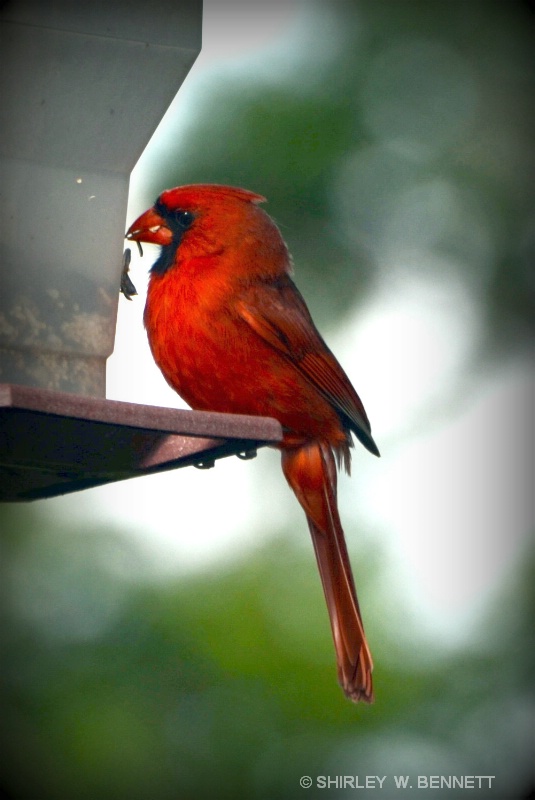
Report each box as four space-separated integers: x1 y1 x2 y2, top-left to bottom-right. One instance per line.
126 184 380 703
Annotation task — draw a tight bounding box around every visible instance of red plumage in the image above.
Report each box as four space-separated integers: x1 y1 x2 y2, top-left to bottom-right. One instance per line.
127 184 379 702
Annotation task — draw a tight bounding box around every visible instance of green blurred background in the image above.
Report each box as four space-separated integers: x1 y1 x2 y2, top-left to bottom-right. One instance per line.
1 1 533 798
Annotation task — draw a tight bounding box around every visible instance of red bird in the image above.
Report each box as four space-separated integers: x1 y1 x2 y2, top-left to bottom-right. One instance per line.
126 184 380 703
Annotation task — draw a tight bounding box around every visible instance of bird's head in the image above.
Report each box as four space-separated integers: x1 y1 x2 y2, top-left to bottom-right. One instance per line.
126 184 288 278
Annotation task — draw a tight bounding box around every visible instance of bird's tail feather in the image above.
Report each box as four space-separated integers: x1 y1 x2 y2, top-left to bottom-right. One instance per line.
282 441 373 703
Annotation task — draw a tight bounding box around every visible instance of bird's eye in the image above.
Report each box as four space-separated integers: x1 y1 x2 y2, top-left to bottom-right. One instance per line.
173 210 195 229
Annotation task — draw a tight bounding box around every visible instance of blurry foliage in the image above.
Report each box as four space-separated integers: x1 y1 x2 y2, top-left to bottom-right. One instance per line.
1 505 533 799
2 1 534 798
157 82 376 324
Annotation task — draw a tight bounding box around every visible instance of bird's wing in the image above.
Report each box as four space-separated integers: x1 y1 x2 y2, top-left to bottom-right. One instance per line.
236 277 379 456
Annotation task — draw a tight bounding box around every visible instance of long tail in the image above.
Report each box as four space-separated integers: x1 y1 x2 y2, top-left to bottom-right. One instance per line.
281 441 373 703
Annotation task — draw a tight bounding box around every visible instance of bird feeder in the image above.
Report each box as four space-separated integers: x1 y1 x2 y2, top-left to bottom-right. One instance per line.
0 1 282 501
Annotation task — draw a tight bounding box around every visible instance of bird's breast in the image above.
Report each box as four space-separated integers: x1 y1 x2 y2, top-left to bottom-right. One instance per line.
144 268 348 449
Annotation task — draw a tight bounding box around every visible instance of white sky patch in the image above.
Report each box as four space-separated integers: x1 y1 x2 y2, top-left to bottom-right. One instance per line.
332 272 531 648
362 361 533 647
332 259 483 443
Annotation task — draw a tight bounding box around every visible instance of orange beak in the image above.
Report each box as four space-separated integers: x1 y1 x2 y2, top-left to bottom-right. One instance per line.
125 207 173 246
